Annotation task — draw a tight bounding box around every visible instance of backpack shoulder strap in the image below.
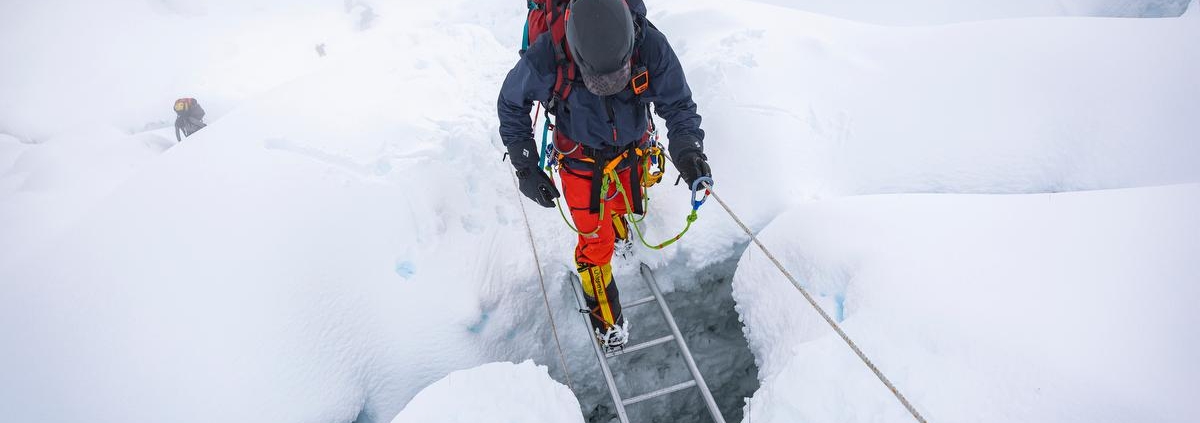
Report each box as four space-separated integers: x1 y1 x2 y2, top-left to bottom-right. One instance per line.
632 14 656 66
546 0 578 107
630 15 654 97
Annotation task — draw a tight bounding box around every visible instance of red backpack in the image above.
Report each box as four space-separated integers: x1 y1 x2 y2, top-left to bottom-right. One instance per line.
522 0 651 106
523 0 648 51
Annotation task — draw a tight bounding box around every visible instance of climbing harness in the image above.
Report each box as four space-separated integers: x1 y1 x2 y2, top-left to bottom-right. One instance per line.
698 179 929 423
509 171 576 393
545 156 705 250
537 113 707 250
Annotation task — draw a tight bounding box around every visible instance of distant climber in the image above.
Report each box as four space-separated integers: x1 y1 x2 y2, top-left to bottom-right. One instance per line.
173 97 207 142
499 0 711 350
316 43 327 57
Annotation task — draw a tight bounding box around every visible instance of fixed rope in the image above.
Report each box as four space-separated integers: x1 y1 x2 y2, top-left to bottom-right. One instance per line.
701 181 928 423
510 172 576 393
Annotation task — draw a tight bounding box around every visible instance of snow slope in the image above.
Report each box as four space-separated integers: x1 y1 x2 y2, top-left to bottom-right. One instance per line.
747 0 1192 25
657 0 1200 199
734 184 1200 422
707 1 1200 421
1 4 561 423
625 0 1200 280
0 0 383 141
389 361 584 423
1 0 1198 422
0 128 175 269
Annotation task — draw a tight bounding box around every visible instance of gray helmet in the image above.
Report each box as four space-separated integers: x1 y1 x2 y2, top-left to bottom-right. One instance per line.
565 0 635 96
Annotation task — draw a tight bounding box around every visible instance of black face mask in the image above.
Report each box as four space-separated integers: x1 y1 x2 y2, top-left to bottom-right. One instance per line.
580 61 631 96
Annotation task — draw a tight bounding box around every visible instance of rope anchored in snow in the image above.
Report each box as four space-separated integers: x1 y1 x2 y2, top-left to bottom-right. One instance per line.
509 172 576 393
701 180 930 423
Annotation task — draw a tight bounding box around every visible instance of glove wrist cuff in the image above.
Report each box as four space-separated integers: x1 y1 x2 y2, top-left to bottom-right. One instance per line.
668 135 704 161
505 138 540 170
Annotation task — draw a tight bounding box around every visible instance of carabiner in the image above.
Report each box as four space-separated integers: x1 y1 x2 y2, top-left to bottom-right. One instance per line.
690 177 713 211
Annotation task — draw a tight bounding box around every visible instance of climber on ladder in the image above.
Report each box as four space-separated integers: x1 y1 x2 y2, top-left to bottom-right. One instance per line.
498 0 712 351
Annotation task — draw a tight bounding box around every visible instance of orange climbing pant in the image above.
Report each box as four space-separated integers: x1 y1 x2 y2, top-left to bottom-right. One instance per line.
559 164 635 267
560 162 635 331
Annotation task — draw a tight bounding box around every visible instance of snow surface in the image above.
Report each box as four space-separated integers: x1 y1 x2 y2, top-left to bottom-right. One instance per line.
2 0 1198 422
747 0 1192 25
2 3 562 423
389 361 584 423
734 184 1200 422
0 0 383 141
0 128 174 269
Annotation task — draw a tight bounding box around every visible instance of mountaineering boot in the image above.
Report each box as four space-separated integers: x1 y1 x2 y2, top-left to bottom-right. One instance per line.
578 261 628 349
612 212 634 260
595 320 630 351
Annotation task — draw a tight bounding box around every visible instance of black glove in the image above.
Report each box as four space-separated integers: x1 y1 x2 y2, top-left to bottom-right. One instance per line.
669 136 712 188
505 138 540 170
515 166 560 208
505 139 559 208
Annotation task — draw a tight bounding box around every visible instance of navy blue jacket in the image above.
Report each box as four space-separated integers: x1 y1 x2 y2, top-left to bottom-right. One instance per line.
497 26 704 167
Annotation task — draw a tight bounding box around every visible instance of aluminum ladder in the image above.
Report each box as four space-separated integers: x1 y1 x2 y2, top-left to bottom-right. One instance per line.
569 263 727 423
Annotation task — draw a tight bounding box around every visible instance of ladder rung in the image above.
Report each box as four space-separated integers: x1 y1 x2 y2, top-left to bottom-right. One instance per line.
625 296 656 309
606 335 674 358
622 380 698 406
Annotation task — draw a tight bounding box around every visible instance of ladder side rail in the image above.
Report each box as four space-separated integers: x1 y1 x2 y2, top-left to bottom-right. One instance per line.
639 264 728 423
569 275 631 423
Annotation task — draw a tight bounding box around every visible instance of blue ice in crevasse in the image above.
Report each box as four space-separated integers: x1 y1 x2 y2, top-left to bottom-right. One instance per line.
372 159 392 176
394 260 416 279
819 291 847 323
468 312 490 334
834 293 846 323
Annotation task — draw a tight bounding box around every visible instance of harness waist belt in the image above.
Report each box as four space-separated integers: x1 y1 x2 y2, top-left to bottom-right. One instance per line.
555 131 648 215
